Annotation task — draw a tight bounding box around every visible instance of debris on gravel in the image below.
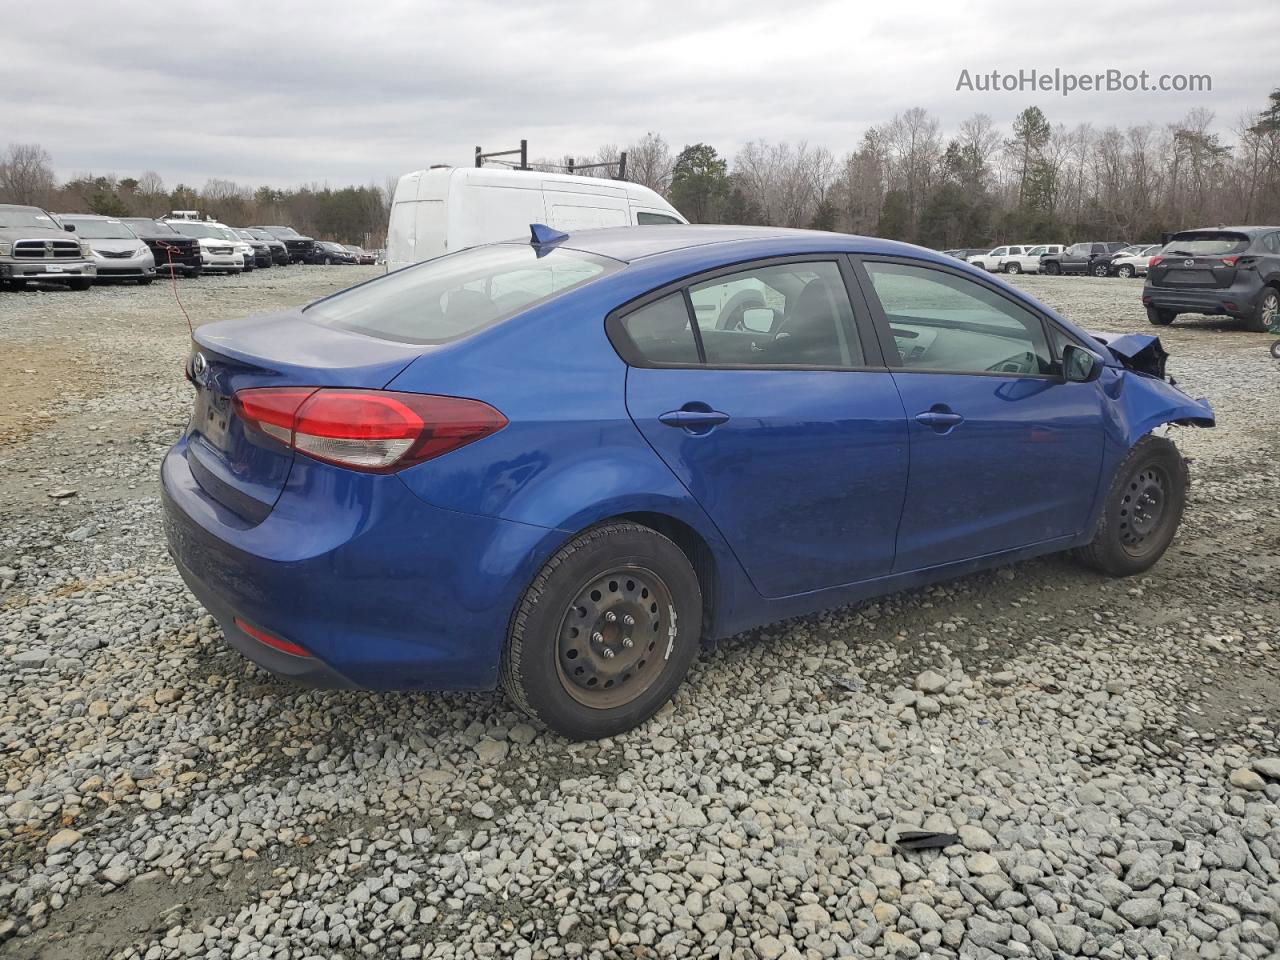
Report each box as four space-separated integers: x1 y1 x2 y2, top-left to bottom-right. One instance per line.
0 271 1277 958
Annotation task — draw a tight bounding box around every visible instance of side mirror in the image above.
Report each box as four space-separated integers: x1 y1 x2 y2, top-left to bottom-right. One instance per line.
741 308 774 334
1063 344 1104 383
64 224 76 232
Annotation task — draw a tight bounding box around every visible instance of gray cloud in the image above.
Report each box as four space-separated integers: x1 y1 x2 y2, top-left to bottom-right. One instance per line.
2 0 1273 189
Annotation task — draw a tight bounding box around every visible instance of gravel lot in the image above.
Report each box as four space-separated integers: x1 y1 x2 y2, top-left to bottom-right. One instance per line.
1 268 1277 960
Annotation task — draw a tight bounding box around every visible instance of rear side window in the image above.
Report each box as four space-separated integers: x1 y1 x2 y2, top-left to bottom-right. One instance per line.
619 294 699 364
305 244 618 344
1162 232 1251 256
637 212 682 225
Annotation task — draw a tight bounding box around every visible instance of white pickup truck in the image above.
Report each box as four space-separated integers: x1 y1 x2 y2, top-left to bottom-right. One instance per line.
967 245 1032 272
998 243 1065 275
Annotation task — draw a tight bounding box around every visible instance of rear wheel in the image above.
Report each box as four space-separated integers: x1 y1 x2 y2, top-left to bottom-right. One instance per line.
1075 435 1186 577
501 522 702 740
1246 287 1279 333
1091 261 1110 277
1146 307 1176 326
1004 262 1022 274
1044 261 1062 275
1117 264 1135 279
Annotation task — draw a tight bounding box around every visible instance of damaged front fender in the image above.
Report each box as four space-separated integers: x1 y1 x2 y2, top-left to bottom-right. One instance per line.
1088 330 1214 441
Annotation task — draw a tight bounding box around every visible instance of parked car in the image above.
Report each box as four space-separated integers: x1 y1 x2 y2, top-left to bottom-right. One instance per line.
239 228 289 266
386 166 686 271
231 229 274 268
162 224 1214 739
316 241 357 264
1000 244 1065 275
252 226 318 264
967 245 1032 272
0 204 95 290
164 220 244 274
1041 242 1128 276
59 214 157 284
121 219 202 277
345 244 377 264
1143 227 1280 331
1106 244 1161 278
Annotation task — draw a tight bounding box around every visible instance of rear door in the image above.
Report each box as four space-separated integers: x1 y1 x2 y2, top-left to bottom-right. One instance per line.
855 257 1105 571
616 257 910 598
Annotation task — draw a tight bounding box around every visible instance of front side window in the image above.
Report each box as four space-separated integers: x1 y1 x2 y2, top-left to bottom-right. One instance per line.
864 261 1053 377
990 247 1008 257
1026 245 1047 256
306 243 617 344
688 261 862 367
636 212 682 226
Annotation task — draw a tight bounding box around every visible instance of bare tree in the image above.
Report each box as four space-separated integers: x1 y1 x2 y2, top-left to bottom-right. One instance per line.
0 143 57 205
625 132 674 193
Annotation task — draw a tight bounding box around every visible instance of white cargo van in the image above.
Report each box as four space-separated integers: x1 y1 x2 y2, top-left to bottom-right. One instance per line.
385 166 686 270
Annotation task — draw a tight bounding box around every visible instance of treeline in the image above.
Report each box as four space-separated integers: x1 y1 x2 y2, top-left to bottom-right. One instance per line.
0 148 388 247
550 87 1280 246
4 87 1278 249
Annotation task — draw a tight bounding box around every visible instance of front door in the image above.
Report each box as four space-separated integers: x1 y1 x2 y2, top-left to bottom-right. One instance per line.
616 259 910 598
857 258 1106 572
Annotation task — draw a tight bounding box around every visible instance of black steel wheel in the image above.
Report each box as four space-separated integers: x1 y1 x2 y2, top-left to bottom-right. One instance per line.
1076 435 1186 576
502 522 702 740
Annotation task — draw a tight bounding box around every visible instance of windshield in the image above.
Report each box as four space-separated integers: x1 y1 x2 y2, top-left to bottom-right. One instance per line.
0 207 61 230
1162 232 1250 256
248 229 277 242
305 244 619 344
123 219 174 236
168 222 229 240
67 219 138 240
263 226 301 239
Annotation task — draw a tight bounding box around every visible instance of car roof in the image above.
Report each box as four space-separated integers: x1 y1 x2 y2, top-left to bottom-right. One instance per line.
1176 226 1280 236
533 224 953 265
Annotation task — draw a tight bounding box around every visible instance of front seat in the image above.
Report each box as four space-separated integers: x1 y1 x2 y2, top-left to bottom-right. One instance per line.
769 278 841 364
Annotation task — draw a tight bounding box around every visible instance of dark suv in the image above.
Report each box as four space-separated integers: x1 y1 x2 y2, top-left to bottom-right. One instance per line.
252 225 318 264
121 219 202 277
1041 242 1128 276
1143 227 1280 332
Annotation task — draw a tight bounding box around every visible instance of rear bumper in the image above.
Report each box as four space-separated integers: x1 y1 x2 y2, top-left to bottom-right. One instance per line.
160 438 551 691
1143 278 1263 317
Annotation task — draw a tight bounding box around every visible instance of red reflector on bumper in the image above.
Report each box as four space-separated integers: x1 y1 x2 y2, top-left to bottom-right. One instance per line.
234 618 311 658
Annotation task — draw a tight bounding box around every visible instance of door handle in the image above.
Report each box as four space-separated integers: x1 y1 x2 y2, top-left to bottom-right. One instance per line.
915 409 964 431
659 408 730 431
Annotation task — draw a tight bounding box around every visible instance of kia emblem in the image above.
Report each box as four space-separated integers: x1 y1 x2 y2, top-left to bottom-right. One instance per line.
192 352 208 379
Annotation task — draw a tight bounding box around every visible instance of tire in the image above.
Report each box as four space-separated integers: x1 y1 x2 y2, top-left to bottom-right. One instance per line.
1004 262 1022 274
1091 261 1110 278
323 256 333 265
501 522 702 740
1044 261 1062 275
1146 307 1176 326
1075 435 1187 577
68 278 92 291
1270 340 1280 360
1117 264 1135 279
1245 287 1279 334
137 277 155 285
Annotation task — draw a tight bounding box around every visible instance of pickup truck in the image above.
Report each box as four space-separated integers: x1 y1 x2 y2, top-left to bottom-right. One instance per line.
1041 242 1128 276
1000 244 1065 274
0 204 96 290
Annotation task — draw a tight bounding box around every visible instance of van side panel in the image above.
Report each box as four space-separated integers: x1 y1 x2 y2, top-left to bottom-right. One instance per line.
412 201 447 261
451 181 547 251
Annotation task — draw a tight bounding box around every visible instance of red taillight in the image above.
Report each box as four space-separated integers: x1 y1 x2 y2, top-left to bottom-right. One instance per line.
234 388 507 473
1148 256 1163 268
1220 256 1239 267
234 618 311 658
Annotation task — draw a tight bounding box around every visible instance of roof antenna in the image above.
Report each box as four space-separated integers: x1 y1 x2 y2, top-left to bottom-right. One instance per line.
529 223 569 247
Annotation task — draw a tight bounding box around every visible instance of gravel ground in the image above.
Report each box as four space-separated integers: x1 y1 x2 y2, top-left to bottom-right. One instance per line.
0 268 1277 960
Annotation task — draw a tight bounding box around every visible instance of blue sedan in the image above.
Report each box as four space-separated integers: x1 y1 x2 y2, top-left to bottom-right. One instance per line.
162 225 1214 739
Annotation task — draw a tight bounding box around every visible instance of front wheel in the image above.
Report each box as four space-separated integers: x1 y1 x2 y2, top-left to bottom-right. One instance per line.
501 522 702 740
1004 262 1022 274
1117 264 1135 279
1044 261 1062 275
1091 261 1110 277
1246 287 1279 333
137 277 155 286
1075 435 1187 577
68 278 92 291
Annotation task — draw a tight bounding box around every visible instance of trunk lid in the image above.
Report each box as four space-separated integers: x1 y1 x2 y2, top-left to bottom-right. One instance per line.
1148 231 1251 289
185 311 426 523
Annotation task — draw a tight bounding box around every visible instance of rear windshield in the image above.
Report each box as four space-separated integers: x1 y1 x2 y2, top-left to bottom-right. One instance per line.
305 244 619 344
1162 232 1251 256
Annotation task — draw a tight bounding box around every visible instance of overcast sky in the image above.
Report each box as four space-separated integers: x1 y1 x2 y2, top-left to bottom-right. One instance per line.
4 1 1274 191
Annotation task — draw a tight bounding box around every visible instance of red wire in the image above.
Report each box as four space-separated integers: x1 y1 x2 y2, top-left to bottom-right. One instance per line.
166 246 193 338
